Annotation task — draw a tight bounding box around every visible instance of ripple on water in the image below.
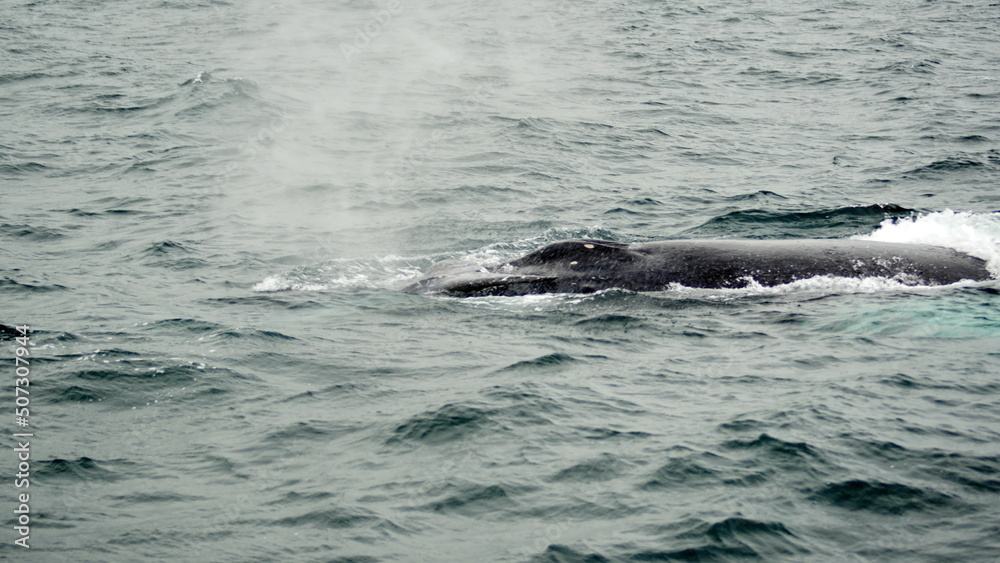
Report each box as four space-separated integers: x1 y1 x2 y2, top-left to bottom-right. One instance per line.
0 277 71 293
0 223 68 242
644 462 715 491
499 353 580 372
548 453 628 483
46 353 248 409
808 479 962 515
35 457 128 483
388 404 498 445
269 507 381 529
683 204 915 238
531 516 810 561
841 436 1000 495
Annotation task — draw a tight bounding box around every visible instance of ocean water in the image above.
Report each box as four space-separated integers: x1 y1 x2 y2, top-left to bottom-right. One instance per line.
2 0 1000 561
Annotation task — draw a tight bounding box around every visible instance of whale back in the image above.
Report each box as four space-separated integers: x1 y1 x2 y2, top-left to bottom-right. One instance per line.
509 239 637 268
635 239 990 288
404 238 992 296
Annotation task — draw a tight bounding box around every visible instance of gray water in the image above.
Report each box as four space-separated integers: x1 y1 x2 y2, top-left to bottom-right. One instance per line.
3 0 1000 561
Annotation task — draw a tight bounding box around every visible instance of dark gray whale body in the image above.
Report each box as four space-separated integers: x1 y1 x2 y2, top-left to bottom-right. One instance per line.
404 239 992 296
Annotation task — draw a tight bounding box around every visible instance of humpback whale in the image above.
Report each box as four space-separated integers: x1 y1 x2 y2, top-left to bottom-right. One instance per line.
404 239 992 296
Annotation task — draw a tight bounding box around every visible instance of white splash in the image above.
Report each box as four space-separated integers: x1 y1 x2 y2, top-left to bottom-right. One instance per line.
853 209 1000 277
251 255 424 293
658 274 981 302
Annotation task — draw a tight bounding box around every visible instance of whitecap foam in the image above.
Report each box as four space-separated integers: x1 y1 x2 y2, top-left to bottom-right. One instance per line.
249 231 615 295
853 209 1000 277
657 274 981 301
447 274 977 306
251 255 425 293
251 275 331 293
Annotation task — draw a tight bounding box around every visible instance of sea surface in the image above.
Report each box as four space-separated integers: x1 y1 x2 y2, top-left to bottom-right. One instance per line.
2 0 1000 561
